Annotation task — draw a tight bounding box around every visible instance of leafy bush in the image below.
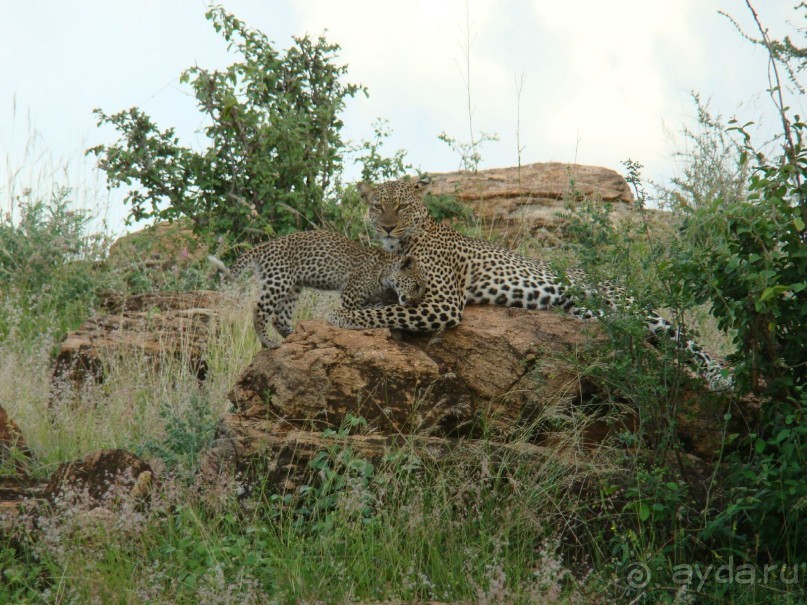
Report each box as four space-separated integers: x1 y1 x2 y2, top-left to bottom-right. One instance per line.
0 190 108 344
351 118 411 183
89 7 365 248
670 117 807 561
560 85 806 592
669 123 806 397
138 392 218 475
423 192 474 225
656 10 807 565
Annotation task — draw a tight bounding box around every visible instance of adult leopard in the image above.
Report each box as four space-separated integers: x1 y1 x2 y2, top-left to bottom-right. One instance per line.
209 230 425 348
328 177 730 389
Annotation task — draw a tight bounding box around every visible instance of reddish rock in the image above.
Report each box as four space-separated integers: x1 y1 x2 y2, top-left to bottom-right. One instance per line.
51 290 224 391
214 302 752 492
0 449 152 531
227 306 601 435
429 162 633 205
0 405 32 473
425 163 663 245
0 405 26 455
44 448 153 507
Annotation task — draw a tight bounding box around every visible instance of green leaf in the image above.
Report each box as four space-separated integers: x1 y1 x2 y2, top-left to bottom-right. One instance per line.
760 285 789 301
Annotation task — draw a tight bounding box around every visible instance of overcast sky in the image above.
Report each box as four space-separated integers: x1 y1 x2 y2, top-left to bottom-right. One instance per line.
0 1 803 232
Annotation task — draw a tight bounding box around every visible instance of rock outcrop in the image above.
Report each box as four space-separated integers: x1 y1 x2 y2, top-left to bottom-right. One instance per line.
227 306 600 436
44 448 153 507
107 218 209 274
0 446 153 530
427 162 646 244
205 306 604 491
0 404 28 468
51 290 224 391
204 304 748 495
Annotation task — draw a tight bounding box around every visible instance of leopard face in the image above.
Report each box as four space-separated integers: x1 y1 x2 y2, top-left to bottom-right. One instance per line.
359 178 431 252
386 255 426 306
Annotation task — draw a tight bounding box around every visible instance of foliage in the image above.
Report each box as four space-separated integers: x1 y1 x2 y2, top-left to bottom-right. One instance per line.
438 130 499 172
559 117 804 595
668 118 806 396
670 117 807 559
1 433 578 603
423 192 474 225
0 542 49 602
137 392 219 474
655 93 750 211
720 7 807 94
661 4 807 565
351 118 411 183
560 178 705 448
0 190 108 344
89 6 365 247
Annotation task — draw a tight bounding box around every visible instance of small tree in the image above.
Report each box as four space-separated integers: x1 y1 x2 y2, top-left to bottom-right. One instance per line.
89 7 365 248
668 3 807 563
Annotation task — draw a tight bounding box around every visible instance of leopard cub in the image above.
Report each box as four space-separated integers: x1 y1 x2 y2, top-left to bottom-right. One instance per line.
208 230 425 347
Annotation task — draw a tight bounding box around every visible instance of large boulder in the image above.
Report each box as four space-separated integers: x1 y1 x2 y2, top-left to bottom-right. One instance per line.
215 307 647 487
51 290 224 392
207 306 604 490
427 163 649 244
209 304 752 492
227 306 600 436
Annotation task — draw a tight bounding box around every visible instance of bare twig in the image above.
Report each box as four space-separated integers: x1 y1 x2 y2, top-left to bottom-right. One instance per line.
514 73 526 183
744 2 797 170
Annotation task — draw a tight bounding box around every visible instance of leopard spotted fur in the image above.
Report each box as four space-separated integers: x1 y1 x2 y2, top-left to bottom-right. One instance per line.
209 230 425 347
327 178 730 389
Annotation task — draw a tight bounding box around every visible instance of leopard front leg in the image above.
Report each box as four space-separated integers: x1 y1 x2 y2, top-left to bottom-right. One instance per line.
271 285 302 338
252 279 295 347
252 304 281 348
328 299 463 333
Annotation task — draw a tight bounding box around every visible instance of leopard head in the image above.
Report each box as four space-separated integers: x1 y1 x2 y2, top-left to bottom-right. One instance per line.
384 254 426 306
359 177 431 252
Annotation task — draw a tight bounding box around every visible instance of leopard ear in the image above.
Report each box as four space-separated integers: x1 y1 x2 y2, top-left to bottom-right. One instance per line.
399 255 416 270
414 175 431 190
357 181 374 200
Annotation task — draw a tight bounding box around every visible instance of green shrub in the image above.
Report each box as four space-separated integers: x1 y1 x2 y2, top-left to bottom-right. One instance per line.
670 116 807 561
89 7 366 248
423 192 474 225
0 190 108 345
137 392 219 475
